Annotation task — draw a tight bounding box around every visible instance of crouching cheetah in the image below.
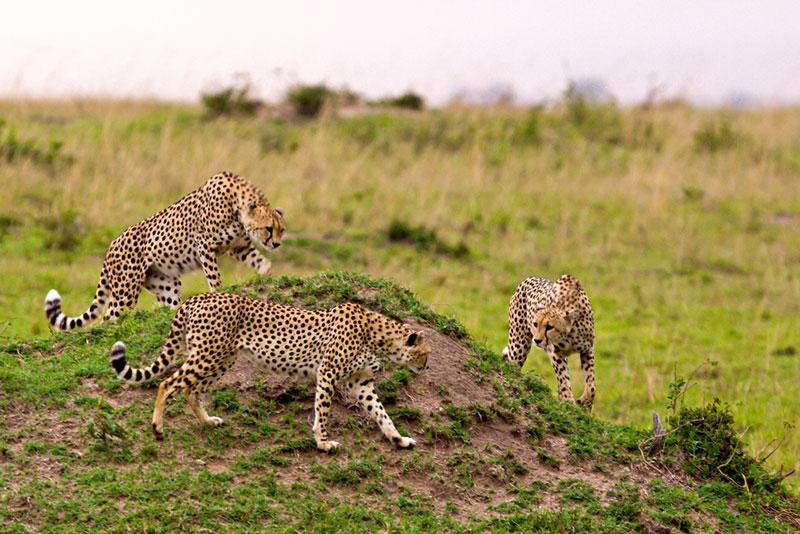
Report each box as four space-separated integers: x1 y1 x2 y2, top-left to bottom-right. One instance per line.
44 172 285 330
109 293 430 452
502 274 596 411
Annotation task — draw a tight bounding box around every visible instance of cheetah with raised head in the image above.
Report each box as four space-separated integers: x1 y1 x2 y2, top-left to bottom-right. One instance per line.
44 172 285 330
502 274 596 411
109 292 430 452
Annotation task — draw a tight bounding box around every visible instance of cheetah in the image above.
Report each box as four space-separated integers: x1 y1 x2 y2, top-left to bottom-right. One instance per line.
502 274 596 411
44 172 285 330
109 292 430 452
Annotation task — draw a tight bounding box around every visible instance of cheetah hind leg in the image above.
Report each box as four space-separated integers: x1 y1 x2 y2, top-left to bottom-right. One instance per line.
144 269 181 309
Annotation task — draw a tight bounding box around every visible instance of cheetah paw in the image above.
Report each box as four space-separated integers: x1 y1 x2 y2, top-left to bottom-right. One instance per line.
316 440 340 452
258 262 273 276
206 416 224 427
395 436 416 449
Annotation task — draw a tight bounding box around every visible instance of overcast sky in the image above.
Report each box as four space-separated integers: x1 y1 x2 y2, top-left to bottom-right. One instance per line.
2 0 799 106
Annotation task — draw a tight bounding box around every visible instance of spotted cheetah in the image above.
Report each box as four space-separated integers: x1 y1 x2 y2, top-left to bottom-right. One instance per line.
502 274 596 411
109 292 430 451
44 172 285 330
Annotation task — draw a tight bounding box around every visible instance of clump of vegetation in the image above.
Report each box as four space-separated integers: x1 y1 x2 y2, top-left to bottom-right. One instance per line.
385 219 470 259
693 120 741 152
201 83 261 118
0 118 73 169
376 368 413 405
313 458 383 485
561 83 624 145
39 207 85 252
670 399 782 491
260 120 302 153
369 91 425 111
0 214 19 243
286 84 333 118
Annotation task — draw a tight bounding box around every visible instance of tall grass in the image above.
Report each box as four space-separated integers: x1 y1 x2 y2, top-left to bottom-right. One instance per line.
0 99 799 489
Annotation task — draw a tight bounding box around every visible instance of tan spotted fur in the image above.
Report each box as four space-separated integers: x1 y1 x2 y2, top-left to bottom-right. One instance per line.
502 274 596 411
109 293 430 452
44 172 285 330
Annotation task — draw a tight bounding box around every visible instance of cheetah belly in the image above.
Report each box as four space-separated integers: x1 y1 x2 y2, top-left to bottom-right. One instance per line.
151 254 200 278
239 341 323 384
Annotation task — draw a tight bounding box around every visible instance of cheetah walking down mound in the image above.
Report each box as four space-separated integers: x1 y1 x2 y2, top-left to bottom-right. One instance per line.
502 274 596 411
44 172 285 330
109 293 430 452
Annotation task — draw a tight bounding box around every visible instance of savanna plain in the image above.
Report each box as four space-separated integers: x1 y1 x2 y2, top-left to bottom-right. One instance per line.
0 94 799 531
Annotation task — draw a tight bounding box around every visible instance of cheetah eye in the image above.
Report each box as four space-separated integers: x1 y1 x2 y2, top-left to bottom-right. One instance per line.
266 226 273 235
545 324 554 331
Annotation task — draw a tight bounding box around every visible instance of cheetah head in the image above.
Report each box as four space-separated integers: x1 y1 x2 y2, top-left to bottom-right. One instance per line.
532 307 578 352
239 196 285 249
388 328 430 374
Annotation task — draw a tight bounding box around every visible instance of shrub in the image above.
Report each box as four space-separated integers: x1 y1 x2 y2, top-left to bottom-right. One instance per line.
201 84 261 118
562 83 624 145
670 399 780 491
386 219 470 259
39 208 85 252
260 121 302 154
370 91 425 111
286 84 332 118
693 120 740 152
0 118 73 169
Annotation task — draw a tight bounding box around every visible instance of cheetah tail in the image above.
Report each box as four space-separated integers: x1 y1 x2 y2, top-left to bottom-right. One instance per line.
110 305 187 383
45 276 110 331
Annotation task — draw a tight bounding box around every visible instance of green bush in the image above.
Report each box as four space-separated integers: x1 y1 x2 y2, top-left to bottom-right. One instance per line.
693 120 740 152
260 121 302 154
370 91 425 111
562 83 624 145
670 399 780 491
286 84 332 118
386 219 470 259
0 119 73 169
201 85 261 118
39 208 85 252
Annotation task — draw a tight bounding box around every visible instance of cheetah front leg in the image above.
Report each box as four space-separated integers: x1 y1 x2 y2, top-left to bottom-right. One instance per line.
196 244 222 292
503 291 533 366
230 244 272 276
546 347 576 403
577 349 596 412
346 377 415 448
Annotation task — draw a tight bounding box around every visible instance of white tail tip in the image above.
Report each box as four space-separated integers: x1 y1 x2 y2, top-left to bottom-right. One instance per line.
46 289 61 302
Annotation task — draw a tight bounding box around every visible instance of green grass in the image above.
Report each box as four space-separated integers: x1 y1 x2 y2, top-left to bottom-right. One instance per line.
0 99 799 528
1 272 798 531
1 101 796 488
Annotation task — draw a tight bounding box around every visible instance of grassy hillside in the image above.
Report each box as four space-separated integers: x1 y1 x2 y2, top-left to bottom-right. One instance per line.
1 273 798 531
0 98 798 496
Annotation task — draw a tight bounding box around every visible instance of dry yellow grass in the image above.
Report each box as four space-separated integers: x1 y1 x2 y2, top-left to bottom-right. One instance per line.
0 99 798 489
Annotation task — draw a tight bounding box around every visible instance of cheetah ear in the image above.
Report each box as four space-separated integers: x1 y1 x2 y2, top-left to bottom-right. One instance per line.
405 331 423 346
274 207 284 217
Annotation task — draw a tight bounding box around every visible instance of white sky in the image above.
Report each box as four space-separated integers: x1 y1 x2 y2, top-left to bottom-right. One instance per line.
2 0 799 106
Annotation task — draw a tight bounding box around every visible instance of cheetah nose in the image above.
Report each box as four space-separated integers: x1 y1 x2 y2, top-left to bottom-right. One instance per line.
534 338 543 346
272 242 281 248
